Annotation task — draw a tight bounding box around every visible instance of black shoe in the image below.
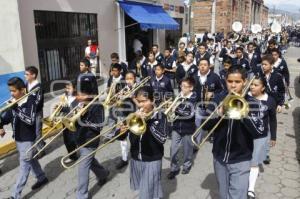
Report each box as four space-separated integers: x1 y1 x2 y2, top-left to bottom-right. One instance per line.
167 170 180 180
263 156 271 165
98 170 110 186
31 178 48 190
181 167 191 175
247 191 255 199
115 160 128 170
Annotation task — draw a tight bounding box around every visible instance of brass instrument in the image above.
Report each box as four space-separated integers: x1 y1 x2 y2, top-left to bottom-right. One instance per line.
43 95 67 127
104 76 151 108
229 21 243 43
103 81 117 108
191 77 255 148
62 91 105 132
60 99 172 169
164 94 185 123
0 87 40 115
26 104 81 159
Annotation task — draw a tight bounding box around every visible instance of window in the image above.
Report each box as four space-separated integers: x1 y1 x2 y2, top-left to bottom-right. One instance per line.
34 11 98 92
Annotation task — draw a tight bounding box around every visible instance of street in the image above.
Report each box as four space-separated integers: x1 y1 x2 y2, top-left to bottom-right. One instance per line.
0 47 300 199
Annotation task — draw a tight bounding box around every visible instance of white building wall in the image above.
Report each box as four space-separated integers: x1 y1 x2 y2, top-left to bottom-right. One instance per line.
0 0 25 75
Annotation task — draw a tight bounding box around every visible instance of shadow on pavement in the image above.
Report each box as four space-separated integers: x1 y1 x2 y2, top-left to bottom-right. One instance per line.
161 168 177 199
201 173 218 199
293 76 300 163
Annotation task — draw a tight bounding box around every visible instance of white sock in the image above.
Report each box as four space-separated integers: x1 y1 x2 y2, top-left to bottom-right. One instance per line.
248 167 259 195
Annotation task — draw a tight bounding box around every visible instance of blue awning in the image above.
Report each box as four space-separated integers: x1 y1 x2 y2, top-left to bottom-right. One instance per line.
118 1 179 30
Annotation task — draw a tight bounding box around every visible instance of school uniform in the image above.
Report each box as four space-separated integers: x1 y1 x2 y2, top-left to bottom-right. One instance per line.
203 91 268 199
61 95 79 161
232 56 250 73
247 93 277 167
26 81 45 151
76 103 109 199
193 70 223 142
117 111 170 199
273 58 290 86
77 72 99 95
185 46 197 56
219 69 228 90
141 60 158 79
129 56 146 78
219 47 234 62
162 55 177 80
155 52 164 63
259 70 285 106
171 92 197 173
247 51 262 75
150 75 174 106
172 48 186 61
194 52 212 66
175 62 198 85
0 92 47 199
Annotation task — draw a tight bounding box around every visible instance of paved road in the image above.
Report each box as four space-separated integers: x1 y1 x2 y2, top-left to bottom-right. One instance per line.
0 47 300 199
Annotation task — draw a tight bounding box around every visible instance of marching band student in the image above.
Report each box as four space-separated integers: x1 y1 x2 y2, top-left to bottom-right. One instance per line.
115 71 137 170
260 55 285 113
150 63 174 106
105 63 125 140
167 77 197 179
61 81 79 163
152 44 164 63
0 77 48 199
259 55 285 165
141 51 158 78
117 86 169 199
173 42 186 61
194 43 212 66
193 58 223 144
203 67 267 199
78 58 98 96
247 76 277 199
271 48 290 86
247 42 262 75
25 66 45 158
186 41 197 56
175 52 198 86
75 78 109 199
162 48 177 84
264 39 278 55
219 59 233 89
232 47 250 73
110 52 128 77
219 40 234 63
129 50 146 79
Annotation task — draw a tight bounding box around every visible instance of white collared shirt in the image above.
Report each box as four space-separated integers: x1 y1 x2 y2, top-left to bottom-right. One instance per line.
198 70 210 84
148 60 158 69
182 62 193 72
155 52 161 58
67 95 76 106
180 91 193 99
273 58 282 68
27 80 39 91
113 75 122 83
156 75 164 82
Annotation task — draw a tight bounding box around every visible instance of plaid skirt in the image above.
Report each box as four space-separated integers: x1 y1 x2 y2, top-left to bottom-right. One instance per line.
130 159 163 199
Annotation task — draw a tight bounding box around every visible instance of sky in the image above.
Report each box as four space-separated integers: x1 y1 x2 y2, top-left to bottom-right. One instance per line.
264 0 300 13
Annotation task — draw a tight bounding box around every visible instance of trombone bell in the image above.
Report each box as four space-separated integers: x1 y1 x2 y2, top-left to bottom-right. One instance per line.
62 118 77 132
126 113 147 136
223 95 249 120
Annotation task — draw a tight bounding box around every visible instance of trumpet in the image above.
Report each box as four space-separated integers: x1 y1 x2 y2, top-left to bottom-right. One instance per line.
26 104 81 159
0 87 40 115
164 94 186 123
62 91 105 132
60 99 172 169
191 76 255 148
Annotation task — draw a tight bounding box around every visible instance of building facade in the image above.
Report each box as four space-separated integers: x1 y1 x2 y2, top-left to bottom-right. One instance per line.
192 0 268 34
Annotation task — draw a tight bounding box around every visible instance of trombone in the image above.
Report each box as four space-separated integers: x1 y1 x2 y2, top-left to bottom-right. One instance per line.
0 87 40 115
26 104 81 159
60 99 172 169
62 90 105 132
164 94 186 123
191 76 255 149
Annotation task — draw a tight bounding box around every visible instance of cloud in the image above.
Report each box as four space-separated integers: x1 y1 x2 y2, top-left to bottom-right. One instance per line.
265 0 298 6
